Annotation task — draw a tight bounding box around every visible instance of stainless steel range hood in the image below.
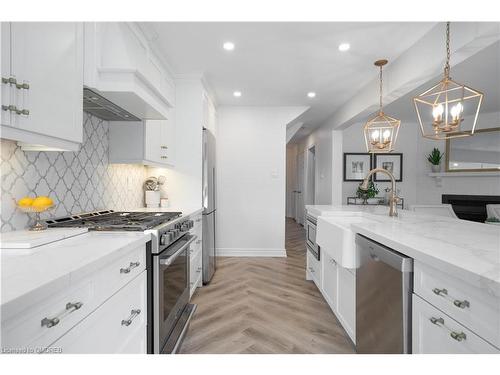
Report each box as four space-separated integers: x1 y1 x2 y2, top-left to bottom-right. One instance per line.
83 88 141 121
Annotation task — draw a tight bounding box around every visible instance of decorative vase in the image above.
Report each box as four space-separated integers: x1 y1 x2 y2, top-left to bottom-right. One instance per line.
431 164 441 173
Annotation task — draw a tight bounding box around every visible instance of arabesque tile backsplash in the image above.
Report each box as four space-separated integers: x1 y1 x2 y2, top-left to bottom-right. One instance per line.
0 113 148 232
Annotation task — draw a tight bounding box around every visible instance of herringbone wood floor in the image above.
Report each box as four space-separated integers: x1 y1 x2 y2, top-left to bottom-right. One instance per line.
179 218 355 354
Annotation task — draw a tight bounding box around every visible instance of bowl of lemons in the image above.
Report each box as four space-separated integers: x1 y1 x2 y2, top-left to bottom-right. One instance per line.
16 196 55 231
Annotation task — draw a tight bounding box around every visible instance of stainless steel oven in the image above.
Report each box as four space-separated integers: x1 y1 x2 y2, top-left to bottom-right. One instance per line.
306 215 320 260
151 233 196 353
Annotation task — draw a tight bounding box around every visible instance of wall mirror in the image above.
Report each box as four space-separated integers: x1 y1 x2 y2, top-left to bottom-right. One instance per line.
446 127 500 172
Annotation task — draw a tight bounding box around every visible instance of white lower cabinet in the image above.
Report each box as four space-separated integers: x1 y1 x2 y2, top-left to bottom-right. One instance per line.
51 271 147 354
318 251 356 343
337 267 356 342
412 294 499 354
189 212 203 297
306 251 321 288
321 253 338 312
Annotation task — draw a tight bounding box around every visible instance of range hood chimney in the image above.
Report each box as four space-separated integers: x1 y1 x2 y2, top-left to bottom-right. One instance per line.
83 88 141 121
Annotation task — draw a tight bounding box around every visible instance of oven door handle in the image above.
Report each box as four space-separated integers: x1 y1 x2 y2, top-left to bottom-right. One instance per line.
160 235 197 266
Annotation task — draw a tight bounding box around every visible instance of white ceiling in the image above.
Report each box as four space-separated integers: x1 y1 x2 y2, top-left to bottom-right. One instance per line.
383 40 500 121
145 22 436 130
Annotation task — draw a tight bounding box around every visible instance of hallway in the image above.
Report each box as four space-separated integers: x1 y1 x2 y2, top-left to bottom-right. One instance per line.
179 218 355 354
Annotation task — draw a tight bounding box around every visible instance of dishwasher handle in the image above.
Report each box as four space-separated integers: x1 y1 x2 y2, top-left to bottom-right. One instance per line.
356 234 413 273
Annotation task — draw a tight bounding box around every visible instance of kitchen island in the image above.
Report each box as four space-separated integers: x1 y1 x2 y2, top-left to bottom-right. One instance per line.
306 204 500 354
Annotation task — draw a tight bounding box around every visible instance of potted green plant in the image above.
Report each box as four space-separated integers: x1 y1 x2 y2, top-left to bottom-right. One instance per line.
356 180 379 205
427 148 444 173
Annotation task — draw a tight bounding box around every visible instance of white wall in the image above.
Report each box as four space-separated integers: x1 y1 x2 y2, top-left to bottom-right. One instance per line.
296 126 334 205
217 106 307 257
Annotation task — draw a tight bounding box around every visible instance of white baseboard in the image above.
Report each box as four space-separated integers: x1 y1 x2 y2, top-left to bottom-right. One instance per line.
216 248 287 257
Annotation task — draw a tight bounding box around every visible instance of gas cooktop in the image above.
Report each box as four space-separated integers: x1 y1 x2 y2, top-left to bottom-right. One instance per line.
45 210 182 231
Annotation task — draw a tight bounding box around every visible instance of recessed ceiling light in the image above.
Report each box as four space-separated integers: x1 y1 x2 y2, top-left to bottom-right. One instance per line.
233 91 242 97
338 43 350 52
223 42 235 51
307 92 316 98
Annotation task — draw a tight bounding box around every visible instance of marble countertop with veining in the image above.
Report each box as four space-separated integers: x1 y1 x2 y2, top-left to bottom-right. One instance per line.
307 205 500 295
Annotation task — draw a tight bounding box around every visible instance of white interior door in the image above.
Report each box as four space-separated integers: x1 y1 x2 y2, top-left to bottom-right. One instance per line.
305 146 316 206
295 151 305 225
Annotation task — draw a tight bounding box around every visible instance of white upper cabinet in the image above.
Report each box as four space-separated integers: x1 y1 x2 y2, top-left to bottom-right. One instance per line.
109 111 175 168
1 22 83 151
84 23 174 120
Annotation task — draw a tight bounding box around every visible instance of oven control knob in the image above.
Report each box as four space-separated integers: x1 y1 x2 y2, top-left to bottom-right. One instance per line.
188 220 194 229
181 223 188 231
160 234 167 245
172 229 180 237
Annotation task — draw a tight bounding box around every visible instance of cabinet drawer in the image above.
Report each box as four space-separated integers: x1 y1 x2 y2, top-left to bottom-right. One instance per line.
190 214 203 237
307 251 321 288
190 250 202 289
1 244 146 351
414 260 500 348
93 245 146 302
189 236 202 259
413 294 499 353
1 277 95 351
52 271 147 353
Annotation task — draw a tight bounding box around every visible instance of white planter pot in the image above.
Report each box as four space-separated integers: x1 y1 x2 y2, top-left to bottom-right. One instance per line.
431 164 441 173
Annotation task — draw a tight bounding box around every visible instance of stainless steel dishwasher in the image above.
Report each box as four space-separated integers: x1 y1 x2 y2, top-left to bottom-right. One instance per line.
355 234 413 354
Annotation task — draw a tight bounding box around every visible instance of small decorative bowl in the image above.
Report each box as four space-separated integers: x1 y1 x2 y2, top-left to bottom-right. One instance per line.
16 204 56 231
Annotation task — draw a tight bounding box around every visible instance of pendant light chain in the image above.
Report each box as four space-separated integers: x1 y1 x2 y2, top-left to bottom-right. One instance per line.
379 64 383 114
444 21 451 79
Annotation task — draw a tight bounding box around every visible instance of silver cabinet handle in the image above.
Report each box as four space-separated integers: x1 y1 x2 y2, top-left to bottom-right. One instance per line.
453 299 470 309
2 105 18 113
450 331 467 342
15 82 30 90
41 301 83 328
1 105 29 116
161 146 168 149
120 261 140 274
161 156 168 159
121 309 141 326
432 288 448 296
429 317 444 326
2 77 17 85
429 316 467 342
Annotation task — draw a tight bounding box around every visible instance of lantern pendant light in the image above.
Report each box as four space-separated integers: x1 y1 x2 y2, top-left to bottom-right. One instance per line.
363 59 400 153
413 22 484 140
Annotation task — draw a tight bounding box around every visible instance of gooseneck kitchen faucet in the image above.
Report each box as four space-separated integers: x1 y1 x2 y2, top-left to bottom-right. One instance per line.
360 168 400 217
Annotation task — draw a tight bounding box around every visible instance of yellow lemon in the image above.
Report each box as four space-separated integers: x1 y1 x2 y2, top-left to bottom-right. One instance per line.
31 196 54 211
17 197 34 207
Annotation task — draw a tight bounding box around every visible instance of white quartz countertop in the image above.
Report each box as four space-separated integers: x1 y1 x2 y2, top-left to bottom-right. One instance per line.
1 231 151 317
0 228 88 250
307 205 500 294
